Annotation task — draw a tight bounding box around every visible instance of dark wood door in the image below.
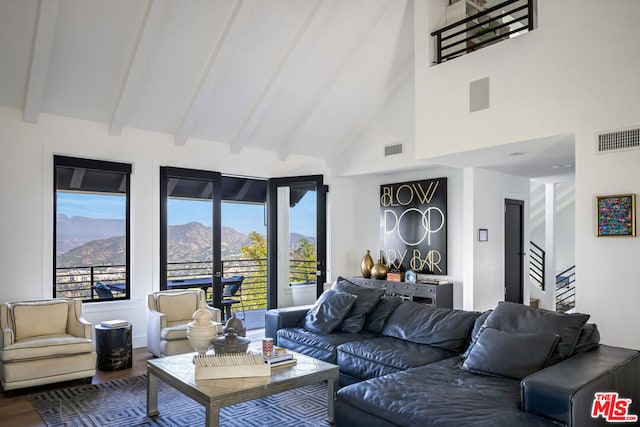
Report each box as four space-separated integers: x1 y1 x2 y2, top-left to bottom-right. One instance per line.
505 199 524 304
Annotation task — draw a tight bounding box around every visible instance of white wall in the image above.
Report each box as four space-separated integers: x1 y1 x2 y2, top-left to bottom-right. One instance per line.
346 167 465 308
0 107 330 348
332 165 530 313
326 176 360 282
417 0 640 348
576 141 640 350
465 168 531 312
554 182 575 273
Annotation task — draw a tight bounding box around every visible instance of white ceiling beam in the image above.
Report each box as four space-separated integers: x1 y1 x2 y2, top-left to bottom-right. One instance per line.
200 182 213 198
277 0 396 161
118 175 127 193
174 0 245 146
23 0 60 124
234 180 253 200
328 56 413 166
110 0 168 136
167 178 178 195
230 0 326 154
69 168 85 189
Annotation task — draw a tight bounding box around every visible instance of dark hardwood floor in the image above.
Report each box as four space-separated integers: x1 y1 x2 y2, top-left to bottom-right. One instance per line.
0 329 266 426
0 348 153 427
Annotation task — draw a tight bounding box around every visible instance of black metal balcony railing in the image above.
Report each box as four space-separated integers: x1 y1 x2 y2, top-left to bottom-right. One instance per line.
431 0 534 64
529 241 545 291
55 265 127 300
555 265 575 313
55 259 316 314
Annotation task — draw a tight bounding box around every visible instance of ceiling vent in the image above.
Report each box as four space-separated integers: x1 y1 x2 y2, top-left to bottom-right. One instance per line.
384 143 403 156
597 127 640 153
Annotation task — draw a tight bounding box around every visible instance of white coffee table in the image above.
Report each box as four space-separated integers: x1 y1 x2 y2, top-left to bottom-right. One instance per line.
147 350 338 427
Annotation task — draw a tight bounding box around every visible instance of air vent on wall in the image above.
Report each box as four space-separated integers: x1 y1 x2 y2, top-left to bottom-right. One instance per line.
597 127 640 153
384 143 403 156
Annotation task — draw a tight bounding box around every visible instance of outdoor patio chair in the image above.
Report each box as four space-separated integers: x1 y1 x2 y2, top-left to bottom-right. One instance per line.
93 282 114 299
222 275 245 321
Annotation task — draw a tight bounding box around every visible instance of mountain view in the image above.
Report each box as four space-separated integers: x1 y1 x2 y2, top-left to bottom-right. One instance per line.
56 214 316 267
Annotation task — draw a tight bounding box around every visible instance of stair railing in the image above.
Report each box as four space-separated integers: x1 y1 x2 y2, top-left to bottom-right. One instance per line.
555 266 575 313
529 241 545 291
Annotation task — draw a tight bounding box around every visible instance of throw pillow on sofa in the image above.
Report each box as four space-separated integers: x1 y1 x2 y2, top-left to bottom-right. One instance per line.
482 301 589 365
303 289 357 334
572 323 600 355
363 296 403 333
332 277 385 333
462 327 559 380
382 300 480 353
461 309 492 359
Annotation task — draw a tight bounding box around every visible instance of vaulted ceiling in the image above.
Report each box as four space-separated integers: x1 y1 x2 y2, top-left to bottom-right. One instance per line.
0 0 415 161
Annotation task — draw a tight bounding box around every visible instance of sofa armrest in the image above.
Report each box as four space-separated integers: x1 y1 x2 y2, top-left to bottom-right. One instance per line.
68 299 92 338
265 306 311 346
0 304 14 348
147 309 168 357
1 327 14 348
206 305 222 324
521 345 640 426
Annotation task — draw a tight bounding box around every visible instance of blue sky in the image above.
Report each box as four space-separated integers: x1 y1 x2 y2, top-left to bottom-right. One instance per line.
57 191 316 237
57 193 125 219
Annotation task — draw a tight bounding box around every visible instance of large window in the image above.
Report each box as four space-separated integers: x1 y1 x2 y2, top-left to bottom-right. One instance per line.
54 156 131 301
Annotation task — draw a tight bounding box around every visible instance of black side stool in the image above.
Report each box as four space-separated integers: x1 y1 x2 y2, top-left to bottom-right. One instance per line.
95 322 132 371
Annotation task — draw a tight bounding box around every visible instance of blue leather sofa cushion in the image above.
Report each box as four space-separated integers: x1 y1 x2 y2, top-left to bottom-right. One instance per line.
382 300 480 353
482 301 589 365
332 277 385 333
338 336 456 381
462 327 559 380
277 327 376 363
336 357 558 427
303 289 357 334
462 309 492 358
362 296 403 333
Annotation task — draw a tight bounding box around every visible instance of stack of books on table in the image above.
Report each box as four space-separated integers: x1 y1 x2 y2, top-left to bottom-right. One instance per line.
100 319 129 328
194 353 271 379
264 349 296 368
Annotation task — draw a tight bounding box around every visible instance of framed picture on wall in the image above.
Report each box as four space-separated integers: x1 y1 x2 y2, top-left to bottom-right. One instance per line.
379 178 447 274
596 194 635 237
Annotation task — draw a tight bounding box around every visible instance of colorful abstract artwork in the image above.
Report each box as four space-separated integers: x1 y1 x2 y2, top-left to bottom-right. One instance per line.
596 194 636 237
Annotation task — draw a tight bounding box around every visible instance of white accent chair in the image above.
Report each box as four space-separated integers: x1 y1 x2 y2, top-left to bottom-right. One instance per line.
0 298 97 392
147 289 222 357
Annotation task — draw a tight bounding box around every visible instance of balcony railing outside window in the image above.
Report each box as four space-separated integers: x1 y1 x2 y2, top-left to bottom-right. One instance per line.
431 0 534 64
56 259 315 312
56 265 127 299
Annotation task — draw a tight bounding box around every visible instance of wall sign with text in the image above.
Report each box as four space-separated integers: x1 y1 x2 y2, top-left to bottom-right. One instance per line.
380 178 447 275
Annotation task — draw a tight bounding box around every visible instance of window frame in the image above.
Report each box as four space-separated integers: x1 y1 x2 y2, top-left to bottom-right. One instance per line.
159 166 222 308
53 155 132 301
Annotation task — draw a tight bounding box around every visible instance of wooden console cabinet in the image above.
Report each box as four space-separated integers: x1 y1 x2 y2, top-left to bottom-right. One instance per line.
351 277 453 309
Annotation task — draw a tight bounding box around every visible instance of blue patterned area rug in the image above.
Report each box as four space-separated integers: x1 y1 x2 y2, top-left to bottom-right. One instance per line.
28 375 329 426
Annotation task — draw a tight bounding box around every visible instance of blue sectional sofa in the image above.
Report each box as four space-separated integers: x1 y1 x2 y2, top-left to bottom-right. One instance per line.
265 278 640 427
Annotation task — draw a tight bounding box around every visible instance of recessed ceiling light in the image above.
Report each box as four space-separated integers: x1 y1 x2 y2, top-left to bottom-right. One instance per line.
509 152 525 156
551 164 572 169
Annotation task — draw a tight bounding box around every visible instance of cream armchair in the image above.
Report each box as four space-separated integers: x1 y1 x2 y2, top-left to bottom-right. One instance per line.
147 289 222 357
0 298 97 391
